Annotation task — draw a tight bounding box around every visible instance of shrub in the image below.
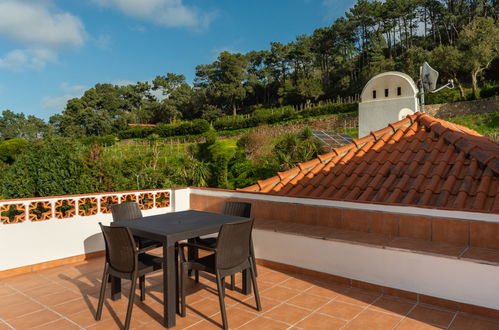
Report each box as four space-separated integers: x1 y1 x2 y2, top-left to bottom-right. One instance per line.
214 103 357 131
480 83 499 99
118 119 210 139
0 138 29 164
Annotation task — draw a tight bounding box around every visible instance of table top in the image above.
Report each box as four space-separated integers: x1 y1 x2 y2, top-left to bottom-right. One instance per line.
111 210 249 243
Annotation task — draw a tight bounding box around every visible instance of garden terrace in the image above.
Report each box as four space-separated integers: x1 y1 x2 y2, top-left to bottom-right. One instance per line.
1 187 499 329
0 114 498 328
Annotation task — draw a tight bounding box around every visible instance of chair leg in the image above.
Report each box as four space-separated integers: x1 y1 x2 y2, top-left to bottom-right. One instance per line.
180 263 188 317
124 276 137 330
215 273 228 330
250 240 258 277
195 270 199 283
249 265 262 311
230 275 235 290
96 263 109 320
139 276 145 301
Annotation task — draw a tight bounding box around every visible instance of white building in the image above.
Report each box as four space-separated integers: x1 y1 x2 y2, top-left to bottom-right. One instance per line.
359 71 419 138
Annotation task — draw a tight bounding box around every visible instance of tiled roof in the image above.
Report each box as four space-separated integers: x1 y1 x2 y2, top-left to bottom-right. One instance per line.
239 112 499 213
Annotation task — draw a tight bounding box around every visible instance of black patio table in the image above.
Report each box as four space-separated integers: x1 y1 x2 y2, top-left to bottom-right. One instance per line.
109 209 252 328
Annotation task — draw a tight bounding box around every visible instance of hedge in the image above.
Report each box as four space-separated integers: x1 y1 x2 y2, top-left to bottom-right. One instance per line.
118 119 210 139
213 103 357 131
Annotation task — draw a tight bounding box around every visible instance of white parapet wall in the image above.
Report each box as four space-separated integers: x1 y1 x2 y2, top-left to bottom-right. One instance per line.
0 189 187 271
253 229 499 311
2 187 499 312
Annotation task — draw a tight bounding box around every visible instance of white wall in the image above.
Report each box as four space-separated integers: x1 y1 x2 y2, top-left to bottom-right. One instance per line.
0 189 179 271
359 71 419 138
254 229 499 310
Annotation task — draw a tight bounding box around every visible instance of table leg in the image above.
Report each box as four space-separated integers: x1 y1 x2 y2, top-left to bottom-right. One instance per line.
164 243 176 328
110 276 121 301
242 269 251 295
187 238 197 277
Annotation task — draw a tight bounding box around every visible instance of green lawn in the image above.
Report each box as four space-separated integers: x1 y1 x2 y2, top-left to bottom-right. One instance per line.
446 112 499 139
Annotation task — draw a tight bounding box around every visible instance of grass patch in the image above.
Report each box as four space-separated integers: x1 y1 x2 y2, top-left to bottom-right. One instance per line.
446 112 499 137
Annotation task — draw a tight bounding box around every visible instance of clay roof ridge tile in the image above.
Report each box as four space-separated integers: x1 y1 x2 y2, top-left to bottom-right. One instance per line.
352 135 374 148
317 151 337 163
298 158 321 172
277 167 300 181
258 176 281 191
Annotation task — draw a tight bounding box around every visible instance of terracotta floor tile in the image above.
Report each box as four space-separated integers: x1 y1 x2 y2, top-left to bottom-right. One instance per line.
260 271 292 284
0 321 11 330
287 293 330 310
0 300 45 320
238 316 290 330
86 314 143 330
261 286 300 301
296 313 347 329
0 285 16 297
318 301 364 321
31 318 80 329
3 274 47 291
336 288 381 307
0 292 31 307
370 296 416 316
396 318 444 329
346 309 404 329
7 308 61 329
205 307 259 328
67 308 111 328
51 297 96 316
22 282 68 297
407 305 455 328
188 297 223 318
449 313 499 330
306 282 348 299
186 319 223 330
387 238 430 251
461 247 499 265
34 289 82 306
167 312 202 329
241 296 281 312
280 277 315 291
264 303 311 324
420 242 467 258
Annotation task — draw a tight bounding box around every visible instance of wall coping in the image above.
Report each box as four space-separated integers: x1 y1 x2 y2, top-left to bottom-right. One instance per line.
190 188 499 223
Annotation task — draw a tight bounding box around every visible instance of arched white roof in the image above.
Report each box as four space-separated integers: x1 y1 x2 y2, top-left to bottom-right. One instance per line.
360 71 418 102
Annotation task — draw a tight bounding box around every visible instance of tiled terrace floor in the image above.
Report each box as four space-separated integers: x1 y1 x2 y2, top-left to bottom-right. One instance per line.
1 256 499 330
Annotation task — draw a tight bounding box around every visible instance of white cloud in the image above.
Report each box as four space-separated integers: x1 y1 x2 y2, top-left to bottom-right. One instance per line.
93 0 217 29
0 48 57 71
0 0 86 70
0 1 85 48
43 83 87 111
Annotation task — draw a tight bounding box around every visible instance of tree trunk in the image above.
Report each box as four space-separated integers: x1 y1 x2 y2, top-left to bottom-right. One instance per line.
454 76 465 100
232 104 237 116
471 70 479 99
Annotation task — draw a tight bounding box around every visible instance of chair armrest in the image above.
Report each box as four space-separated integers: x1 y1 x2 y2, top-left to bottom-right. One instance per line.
179 242 217 253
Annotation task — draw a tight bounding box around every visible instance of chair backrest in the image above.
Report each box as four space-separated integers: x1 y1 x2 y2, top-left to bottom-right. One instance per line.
111 202 142 222
216 219 253 270
222 201 251 218
99 223 137 273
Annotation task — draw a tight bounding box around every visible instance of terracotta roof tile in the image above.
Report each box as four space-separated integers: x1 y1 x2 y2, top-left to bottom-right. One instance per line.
244 112 499 213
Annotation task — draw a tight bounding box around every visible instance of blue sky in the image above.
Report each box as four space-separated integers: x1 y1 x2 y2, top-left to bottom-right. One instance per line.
0 0 355 120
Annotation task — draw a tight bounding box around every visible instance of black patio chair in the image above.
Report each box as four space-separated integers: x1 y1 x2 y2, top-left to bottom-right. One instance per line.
191 202 256 289
96 223 162 330
111 202 162 252
179 219 261 330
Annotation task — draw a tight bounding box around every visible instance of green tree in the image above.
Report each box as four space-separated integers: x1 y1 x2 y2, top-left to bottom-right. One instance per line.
2 138 98 198
459 17 499 98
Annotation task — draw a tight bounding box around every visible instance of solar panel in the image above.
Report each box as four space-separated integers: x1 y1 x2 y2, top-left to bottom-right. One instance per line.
313 130 354 149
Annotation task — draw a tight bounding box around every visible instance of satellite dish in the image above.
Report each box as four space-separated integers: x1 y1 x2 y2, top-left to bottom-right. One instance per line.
420 62 439 92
